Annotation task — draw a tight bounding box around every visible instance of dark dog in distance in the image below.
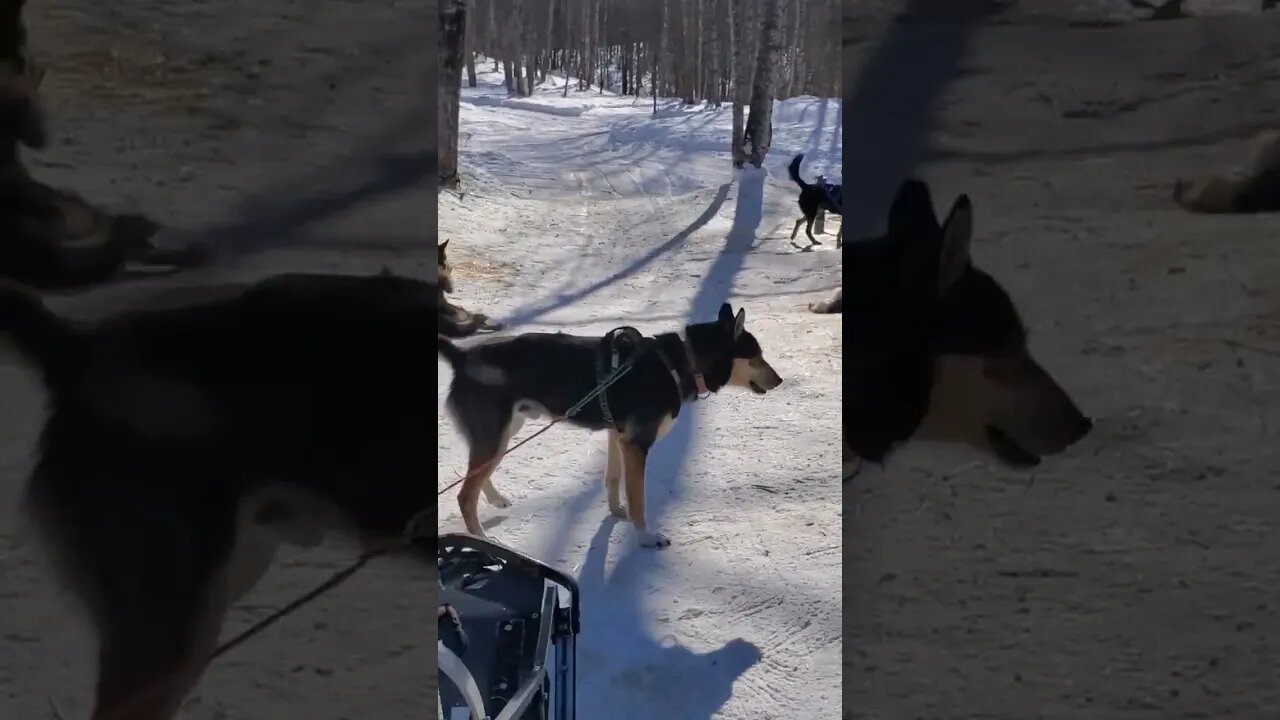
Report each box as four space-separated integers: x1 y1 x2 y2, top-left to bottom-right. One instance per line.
0 272 438 720
842 179 1092 479
437 239 502 337
0 0 203 290
438 304 783 548
787 153 843 250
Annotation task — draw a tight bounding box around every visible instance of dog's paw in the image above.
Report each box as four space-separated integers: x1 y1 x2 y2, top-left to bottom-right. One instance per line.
608 504 628 519
485 493 513 509
638 530 671 549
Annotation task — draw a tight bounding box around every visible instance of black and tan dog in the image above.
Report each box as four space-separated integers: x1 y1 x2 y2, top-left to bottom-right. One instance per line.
437 239 502 337
0 0 202 290
437 304 783 548
787 153 843 249
842 179 1092 479
0 272 438 720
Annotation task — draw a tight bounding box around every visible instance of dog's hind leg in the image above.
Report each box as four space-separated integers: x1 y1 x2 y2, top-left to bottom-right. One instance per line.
91 523 276 720
805 216 822 246
89 515 268 720
480 414 524 510
790 218 806 240
91 596 228 720
24 450 244 720
459 446 504 537
458 410 519 537
618 434 669 548
604 430 625 518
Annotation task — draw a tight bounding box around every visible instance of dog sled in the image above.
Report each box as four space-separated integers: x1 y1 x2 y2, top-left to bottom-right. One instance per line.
437 533 580 720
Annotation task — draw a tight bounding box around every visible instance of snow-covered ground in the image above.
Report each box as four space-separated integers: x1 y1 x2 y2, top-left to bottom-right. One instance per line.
438 67 843 718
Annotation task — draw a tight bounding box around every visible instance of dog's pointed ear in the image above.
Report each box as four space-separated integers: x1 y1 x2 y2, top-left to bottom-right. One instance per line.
937 195 973 297
887 180 939 241
439 239 448 253
732 308 746 339
718 303 734 325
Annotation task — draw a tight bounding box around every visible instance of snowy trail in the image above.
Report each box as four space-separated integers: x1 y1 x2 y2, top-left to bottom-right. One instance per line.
439 68 842 718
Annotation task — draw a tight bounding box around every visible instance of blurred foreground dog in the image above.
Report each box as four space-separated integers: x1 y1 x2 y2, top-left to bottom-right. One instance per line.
841 179 1093 479
0 272 437 719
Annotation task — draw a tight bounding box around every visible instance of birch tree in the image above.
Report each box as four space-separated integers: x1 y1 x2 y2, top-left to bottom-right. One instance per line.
743 0 781 167
440 0 467 189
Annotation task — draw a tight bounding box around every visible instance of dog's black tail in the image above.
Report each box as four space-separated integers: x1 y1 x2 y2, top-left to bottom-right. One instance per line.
437 335 506 385
788 154 811 191
0 281 78 384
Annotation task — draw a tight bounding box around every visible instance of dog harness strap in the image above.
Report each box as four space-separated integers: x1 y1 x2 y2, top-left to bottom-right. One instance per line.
653 345 688 403
680 337 710 399
595 338 616 428
597 326 645 429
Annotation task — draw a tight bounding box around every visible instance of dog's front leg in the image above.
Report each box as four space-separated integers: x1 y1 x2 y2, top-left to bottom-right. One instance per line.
618 436 669 548
604 430 626 518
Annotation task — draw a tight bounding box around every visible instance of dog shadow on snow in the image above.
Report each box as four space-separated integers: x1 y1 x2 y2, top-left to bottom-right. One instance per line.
575 517 761 719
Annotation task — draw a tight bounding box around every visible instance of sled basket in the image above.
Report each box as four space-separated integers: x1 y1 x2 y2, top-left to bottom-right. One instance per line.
437 533 580 720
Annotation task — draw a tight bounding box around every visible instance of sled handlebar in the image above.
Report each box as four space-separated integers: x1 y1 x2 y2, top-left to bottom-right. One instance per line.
438 532 581 634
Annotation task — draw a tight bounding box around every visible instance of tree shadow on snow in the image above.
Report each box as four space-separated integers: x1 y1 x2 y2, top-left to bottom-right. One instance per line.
842 0 1001 238
499 181 733 330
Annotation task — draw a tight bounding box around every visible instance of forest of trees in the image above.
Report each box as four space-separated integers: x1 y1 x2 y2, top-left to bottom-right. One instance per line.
439 0 840 186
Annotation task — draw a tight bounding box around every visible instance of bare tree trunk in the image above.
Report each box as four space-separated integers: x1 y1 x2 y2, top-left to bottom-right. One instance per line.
463 2 477 88
651 38 659 113
586 2 593 91
440 0 467 189
509 0 525 95
729 0 746 166
592 0 603 92
488 0 499 72
563 0 574 95
653 0 667 113
681 0 695 103
543 0 556 83
786 0 800 98
694 0 704 103
597 0 608 93
706 0 720 107
744 0 780 167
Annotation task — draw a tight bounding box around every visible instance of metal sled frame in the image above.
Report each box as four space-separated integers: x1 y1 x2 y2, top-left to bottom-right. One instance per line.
438 533 580 720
